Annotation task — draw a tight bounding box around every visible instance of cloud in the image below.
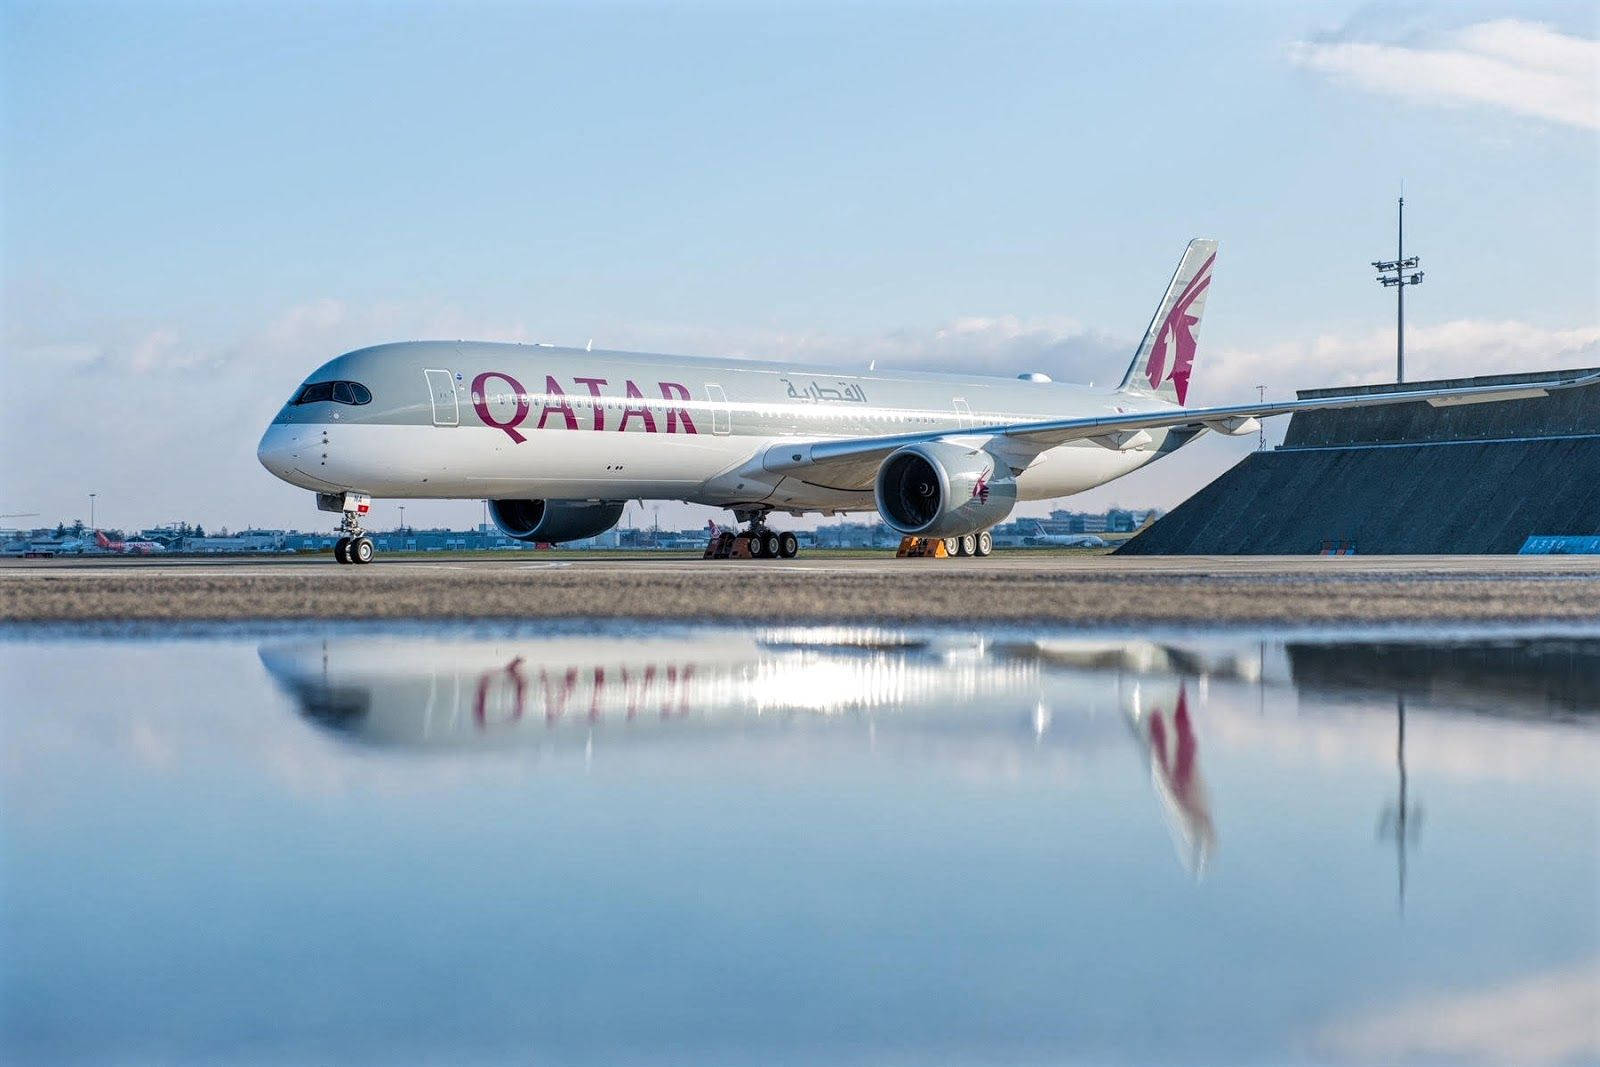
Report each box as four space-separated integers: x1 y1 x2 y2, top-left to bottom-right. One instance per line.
1290 19 1599 129
0 298 544 534
1204 319 1600 404
1314 962 1600 1065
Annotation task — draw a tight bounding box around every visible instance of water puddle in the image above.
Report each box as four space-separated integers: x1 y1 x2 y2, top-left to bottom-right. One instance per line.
3 622 1596 1064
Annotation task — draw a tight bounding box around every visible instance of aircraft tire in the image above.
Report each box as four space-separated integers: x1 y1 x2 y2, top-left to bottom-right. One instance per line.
975 530 993 557
757 531 779 559
942 537 960 557
777 531 799 559
334 537 352 564
352 537 375 564
958 534 977 557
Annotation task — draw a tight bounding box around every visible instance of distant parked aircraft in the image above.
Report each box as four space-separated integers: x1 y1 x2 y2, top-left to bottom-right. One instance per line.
94 530 166 555
1028 522 1109 548
257 239 1600 564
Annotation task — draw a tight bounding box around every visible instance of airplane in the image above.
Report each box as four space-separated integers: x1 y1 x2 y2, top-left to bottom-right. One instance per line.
1027 522 1109 549
257 239 1600 564
93 530 167 555
18 536 85 556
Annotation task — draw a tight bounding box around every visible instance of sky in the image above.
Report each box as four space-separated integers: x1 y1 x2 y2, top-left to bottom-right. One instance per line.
2 0 1596 534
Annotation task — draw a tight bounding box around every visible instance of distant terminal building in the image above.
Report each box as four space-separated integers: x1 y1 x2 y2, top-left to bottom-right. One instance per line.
188 530 288 553
1119 367 1600 555
1040 508 1157 535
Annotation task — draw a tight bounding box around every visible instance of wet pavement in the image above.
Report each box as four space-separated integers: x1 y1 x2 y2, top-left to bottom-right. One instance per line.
2 621 1596 1065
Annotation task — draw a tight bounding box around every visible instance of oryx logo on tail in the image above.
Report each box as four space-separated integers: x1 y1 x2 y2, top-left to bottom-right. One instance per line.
1145 252 1213 406
1120 238 1218 408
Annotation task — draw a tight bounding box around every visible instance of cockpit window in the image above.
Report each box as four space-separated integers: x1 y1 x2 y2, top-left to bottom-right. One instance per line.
296 380 371 406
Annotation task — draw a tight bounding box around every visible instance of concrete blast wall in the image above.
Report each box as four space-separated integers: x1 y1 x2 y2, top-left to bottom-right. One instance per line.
1118 368 1600 555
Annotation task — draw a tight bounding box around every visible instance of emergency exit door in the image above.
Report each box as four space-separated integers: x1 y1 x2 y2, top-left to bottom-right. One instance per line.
705 383 730 435
424 369 460 427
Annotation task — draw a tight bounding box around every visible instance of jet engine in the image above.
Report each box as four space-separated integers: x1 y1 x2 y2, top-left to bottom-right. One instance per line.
873 442 1017 538
488 499 626 543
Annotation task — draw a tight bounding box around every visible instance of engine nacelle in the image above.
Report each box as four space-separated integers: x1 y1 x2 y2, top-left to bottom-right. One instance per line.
874 441 1017 538
488 499 625 543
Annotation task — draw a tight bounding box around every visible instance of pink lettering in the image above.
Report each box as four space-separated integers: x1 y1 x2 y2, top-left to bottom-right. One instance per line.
475 656 527 727
574 376 608 431
472 371 530 444
619 379 657 433
659 381 698 434
537 375 578 430
540 667 580 724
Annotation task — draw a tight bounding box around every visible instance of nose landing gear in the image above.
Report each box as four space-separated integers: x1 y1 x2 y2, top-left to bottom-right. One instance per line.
318 491 375 565
334 532 374 565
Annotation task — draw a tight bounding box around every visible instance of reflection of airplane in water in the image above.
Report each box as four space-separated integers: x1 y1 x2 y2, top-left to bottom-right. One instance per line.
260 632 1046 746
261 631 1592 886
260 628 1220 874
986 639 1229 876
1126 684 1215 877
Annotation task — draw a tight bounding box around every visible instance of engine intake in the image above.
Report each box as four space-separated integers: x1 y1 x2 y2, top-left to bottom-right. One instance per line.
488 499 625 543
874 441 1016 538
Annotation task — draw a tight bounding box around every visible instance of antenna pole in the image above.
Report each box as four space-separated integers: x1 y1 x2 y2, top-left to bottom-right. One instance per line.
1373 196 1423 384
1397 197 1404 382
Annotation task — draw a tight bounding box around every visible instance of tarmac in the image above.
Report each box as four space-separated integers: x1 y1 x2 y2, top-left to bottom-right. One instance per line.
5 553 1599 625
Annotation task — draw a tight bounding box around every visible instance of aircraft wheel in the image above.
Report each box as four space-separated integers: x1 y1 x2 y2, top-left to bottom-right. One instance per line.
753 531 775 559
942 537 960 557
975 530 994 557
352 537 375 565
334 537 352 564
777 531 799 559
958 534 977 557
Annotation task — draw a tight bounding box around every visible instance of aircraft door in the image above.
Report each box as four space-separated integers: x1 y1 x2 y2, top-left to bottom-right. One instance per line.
953 398 973 428
706 383 730 435
424 369 460 427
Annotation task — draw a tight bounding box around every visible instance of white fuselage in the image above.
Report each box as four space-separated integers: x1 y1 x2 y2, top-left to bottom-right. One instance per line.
258 341 1187 514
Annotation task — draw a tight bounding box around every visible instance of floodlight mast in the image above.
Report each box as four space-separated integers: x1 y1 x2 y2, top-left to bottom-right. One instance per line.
1372 196 1424 382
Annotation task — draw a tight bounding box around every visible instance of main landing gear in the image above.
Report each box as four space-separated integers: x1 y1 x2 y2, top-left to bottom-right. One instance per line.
898 529 994 559
944 530 994 558
704 510 800 560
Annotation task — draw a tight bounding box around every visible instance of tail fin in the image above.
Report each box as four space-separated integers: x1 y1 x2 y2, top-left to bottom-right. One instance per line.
1118 239 1218 407
94 530 110 548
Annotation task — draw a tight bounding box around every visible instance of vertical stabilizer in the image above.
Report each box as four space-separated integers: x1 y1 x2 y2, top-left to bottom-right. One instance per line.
1118 239 1218 407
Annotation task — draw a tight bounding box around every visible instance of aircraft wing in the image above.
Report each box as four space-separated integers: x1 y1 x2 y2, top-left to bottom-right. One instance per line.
761 370 1600 487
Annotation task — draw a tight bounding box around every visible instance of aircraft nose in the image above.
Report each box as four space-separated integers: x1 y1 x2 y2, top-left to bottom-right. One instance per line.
257 423 305 482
